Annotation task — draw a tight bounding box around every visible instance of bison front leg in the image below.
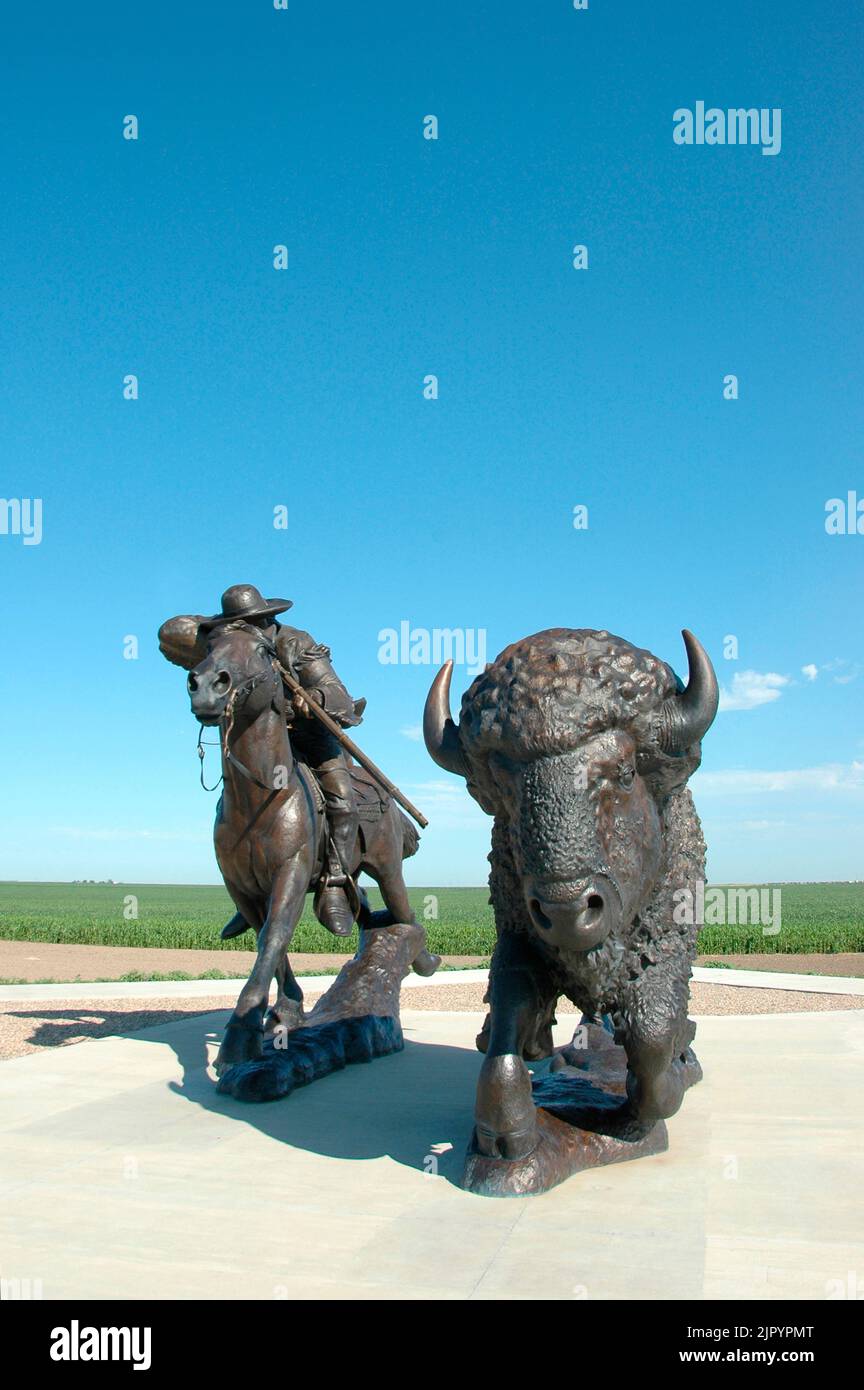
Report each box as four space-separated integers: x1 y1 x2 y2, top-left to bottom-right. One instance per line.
620 979 699 1128
474 933 558 1160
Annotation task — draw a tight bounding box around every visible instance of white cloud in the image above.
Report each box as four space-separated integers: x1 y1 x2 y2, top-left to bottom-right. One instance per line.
813 658 859 685
403 779 489 829
718 670 789 712
801 664 819 682
738 819 789 832
693 762 864 796
400 724 423 741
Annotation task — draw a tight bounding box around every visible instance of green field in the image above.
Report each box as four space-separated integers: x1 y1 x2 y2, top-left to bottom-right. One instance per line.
0 880 862 956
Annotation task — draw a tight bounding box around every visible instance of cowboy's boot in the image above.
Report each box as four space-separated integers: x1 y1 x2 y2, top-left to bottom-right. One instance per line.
314 763 360 937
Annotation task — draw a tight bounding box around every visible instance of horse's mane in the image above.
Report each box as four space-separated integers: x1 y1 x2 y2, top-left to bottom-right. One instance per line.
210 620 279 660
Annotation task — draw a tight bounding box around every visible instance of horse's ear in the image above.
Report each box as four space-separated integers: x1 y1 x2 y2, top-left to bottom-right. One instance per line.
158 615 208 671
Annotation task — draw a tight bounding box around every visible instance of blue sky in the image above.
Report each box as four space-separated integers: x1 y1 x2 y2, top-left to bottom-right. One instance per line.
1 0 861 885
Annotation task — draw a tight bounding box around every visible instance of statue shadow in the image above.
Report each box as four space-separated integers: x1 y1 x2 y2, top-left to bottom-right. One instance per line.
12 1005 217 1078
168 1015 488 1187
10 1004 487 1186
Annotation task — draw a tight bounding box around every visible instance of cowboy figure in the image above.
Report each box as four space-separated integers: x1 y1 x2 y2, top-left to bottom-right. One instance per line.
159 584 363 937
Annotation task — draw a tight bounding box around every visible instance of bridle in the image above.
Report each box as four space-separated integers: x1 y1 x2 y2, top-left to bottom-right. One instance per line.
194 644 297 851
196 644 283 795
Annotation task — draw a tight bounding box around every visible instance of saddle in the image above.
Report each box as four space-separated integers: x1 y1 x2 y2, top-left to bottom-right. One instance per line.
348 763 391 821
296 759 390 823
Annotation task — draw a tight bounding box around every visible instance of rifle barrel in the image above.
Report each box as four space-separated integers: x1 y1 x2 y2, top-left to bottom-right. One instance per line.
276 663 429 829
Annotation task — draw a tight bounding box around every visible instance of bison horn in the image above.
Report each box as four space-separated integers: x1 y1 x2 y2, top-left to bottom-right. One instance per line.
655 629 719 755
423 661 468 777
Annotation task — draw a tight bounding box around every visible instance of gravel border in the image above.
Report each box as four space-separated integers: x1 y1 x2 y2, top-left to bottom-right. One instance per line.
3 940 862 984
2 979 862 1062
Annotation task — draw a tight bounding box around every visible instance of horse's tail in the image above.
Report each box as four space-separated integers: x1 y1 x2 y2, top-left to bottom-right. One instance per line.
399 810 420 860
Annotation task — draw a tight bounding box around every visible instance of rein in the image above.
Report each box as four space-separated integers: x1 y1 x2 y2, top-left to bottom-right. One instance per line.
197 728 223 792
196 664 282 794
196 657 294 849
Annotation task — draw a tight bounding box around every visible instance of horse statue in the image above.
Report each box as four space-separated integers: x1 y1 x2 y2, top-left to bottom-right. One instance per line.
176 619 439 1074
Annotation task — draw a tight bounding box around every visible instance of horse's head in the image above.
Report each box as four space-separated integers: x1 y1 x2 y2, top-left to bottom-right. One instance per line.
187 622 281 728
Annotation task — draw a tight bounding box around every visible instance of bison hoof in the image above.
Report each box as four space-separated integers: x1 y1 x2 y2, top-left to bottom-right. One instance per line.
216 1021 263 1072
626 1067 685 1124
474 1121 538 1161
474 1054 538 1161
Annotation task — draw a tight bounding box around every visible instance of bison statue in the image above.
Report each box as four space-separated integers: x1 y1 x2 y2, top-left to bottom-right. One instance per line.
423 627 719 1174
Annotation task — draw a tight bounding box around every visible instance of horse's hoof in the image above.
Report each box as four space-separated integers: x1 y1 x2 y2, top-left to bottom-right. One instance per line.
216 1023 263 1070
411 948 441 978
264 1001 304 1036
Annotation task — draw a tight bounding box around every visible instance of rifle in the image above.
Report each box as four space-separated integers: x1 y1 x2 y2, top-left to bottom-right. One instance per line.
275 661 429 830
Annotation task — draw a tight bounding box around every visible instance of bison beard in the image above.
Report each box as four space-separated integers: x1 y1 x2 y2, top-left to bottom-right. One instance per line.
424 627 719 1183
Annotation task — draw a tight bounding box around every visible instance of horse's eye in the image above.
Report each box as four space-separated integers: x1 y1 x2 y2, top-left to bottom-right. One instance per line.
619 763 635 789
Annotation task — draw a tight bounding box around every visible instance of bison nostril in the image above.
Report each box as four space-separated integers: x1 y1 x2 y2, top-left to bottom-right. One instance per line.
529 899 553 932
587 894 604 912
187 674 198 692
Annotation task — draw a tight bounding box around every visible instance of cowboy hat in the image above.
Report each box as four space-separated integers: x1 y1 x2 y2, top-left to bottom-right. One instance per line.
198 584 293 631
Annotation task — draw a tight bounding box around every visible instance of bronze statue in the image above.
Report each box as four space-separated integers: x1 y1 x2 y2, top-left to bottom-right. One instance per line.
424 627 718 1195
159 585 438 1077
161 584 371 937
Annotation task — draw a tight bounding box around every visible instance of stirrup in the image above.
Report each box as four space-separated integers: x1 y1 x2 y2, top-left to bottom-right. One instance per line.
322 835 360 912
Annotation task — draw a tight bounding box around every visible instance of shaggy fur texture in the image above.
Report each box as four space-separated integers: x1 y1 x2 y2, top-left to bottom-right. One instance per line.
459 628 702 809
459 629 708 1045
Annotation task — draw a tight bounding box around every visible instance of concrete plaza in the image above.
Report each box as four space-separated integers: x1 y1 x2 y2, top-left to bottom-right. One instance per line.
1 1006 862 1301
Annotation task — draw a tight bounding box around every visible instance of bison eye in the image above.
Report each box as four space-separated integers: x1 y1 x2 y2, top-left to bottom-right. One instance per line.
618 763 635 790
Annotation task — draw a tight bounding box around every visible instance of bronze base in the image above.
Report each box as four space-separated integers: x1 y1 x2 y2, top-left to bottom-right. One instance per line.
462 1020 700 1197
216 921 426 1103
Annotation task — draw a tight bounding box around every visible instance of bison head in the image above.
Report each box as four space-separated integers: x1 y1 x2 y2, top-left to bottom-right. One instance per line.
424 629 718 969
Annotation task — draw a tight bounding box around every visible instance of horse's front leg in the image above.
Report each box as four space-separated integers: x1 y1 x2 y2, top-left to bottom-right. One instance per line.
216 865 307 1070
264 954 304 1035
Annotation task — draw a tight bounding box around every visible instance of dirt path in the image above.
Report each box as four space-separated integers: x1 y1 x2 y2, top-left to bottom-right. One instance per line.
697 952 864 976
1 939 861 984
0 939 488 983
